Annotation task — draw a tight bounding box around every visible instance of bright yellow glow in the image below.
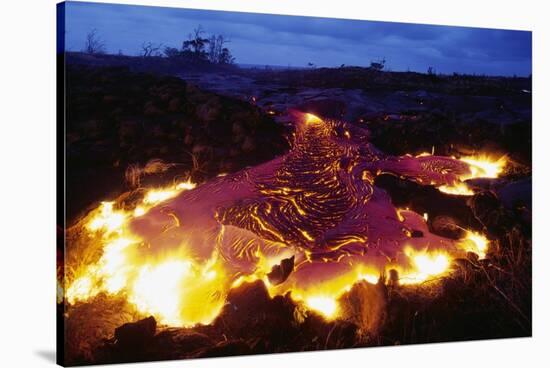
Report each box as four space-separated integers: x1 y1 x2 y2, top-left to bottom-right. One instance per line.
86 202 126 233
66 155 495 329
143 188 178 204
130 260 191 326
66 275 96 304
69 179 197 305
143 180 197 205
360 273 380 284
176 180 197 191
231 274 261 289
305 113 323 124
127 254 227 327
459 231 489 259
305 296 338 318
415 253 449 275
100 237 134 293
65 236 137 303
399 247 451 285
300 229 314 241
437 155 506 196
396 208 406 222
460 155 507 180
280 266 381 320
66 178 226 327
133 206 146 217
438 182 475 196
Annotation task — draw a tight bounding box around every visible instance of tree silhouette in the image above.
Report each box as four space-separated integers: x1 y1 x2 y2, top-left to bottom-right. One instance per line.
182 25 209 59
369 57 386 71
163 46 181 58
140 42 163 57
219 47 235 64
207 35 234 64
84 29 106 54
163 25 235 64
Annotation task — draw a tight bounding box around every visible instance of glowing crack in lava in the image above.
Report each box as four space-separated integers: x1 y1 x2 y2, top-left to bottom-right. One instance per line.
437 155 507 195
64 112 501 326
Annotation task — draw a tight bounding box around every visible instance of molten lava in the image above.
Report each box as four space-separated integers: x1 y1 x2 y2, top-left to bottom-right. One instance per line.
459 155 507 179
63 113 497 326
437 155 507 196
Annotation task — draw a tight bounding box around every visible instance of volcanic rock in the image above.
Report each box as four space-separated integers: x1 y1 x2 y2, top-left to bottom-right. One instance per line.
183 133 193 146
232 121 245 135
143 100 163 116
241 136 256 152
195 99 221 123
497 177 532 210
171 331 213 353
118 119 140 146
218 281 297 344
375 173 480 239
296 98 346 120
429 215 464 239
267 255 295 285
387 269 399 287
114 316 157 349
468 191 514 235
168 97 184 112
80 119 102 138
193 340 251 358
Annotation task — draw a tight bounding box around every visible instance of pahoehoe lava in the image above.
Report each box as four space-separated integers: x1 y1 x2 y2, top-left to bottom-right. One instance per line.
129 112 475 294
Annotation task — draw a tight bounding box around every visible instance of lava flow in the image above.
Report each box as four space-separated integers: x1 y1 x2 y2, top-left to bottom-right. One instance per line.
63 112 502 326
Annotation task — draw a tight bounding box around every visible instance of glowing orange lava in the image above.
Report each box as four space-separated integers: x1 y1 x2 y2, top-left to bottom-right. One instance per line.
63 115 496 326
437 155 507 195
64 179 228 327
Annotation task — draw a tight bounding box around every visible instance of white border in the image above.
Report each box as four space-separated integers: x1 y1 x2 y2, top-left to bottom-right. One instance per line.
1 1 548 367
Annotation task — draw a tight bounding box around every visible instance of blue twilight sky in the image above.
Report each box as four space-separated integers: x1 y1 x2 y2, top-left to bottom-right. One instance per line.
62 1 532 76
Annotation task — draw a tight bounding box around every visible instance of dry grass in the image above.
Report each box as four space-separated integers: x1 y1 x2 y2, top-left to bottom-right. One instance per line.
379 225 531 345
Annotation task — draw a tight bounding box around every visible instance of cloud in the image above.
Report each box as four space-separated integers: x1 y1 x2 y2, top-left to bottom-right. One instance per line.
63 1 532 76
